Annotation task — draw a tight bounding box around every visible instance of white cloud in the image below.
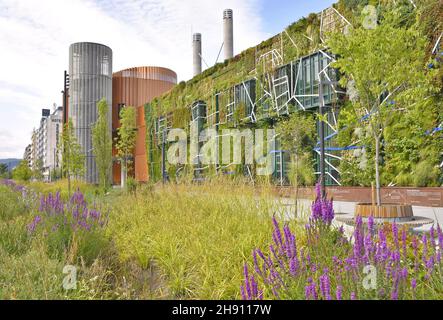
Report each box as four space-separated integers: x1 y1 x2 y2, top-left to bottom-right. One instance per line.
0 0 269 159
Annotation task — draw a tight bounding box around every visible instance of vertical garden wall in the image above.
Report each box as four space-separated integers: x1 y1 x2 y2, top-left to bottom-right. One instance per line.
146 0 442 187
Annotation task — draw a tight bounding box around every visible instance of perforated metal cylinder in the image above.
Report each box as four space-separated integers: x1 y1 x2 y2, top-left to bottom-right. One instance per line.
223 9 233 60
193 33 202 76
69 42 113 184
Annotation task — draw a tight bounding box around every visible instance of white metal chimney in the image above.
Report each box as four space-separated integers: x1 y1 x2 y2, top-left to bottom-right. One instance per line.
223 9 234 60
193 33 202 76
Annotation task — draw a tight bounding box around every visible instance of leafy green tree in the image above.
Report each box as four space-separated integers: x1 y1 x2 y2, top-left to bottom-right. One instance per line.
12 160 32 181
115 106 137 189
328 9 438 205
92 98 112 192
59 119 85 197
276 112 316 215
0 163 8 178
32 158 44 181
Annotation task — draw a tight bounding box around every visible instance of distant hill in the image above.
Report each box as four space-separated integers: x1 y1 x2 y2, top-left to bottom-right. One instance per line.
0 159 21 171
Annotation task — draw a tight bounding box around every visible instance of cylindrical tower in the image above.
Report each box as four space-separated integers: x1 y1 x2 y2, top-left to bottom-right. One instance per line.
112 66 177 185
193 33 202 77
69 42 113 184
223 9 234 60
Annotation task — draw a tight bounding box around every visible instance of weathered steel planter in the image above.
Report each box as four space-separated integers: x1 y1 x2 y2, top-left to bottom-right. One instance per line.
336 203 434 228
355 203 413 219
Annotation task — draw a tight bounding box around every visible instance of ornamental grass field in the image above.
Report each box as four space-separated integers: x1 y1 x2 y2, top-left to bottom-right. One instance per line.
1 179 442 300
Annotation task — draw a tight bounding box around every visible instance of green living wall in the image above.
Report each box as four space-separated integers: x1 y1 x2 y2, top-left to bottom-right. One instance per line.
146 0 442 187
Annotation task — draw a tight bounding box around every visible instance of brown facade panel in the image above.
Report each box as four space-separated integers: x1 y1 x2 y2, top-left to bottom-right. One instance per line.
112 66 177 185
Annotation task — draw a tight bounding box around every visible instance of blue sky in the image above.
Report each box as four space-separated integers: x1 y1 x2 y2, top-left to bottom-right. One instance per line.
261 0 336 35
0 0 337 159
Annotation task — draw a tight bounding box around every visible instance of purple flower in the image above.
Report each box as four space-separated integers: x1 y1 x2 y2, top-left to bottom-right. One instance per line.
411 278 417 290
437 226 443 249
305 278 318 300
430 227 436 248
272 216 283 252
336 285 343 300
368 216 375 234
310 182 334 225
27 215 42 234
350 292 357 300
319 270 331 300
392 223 399 248
422 234 428 263
289 256 298 277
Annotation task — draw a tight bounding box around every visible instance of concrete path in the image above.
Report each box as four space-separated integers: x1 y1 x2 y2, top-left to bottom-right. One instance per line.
277 197 443 232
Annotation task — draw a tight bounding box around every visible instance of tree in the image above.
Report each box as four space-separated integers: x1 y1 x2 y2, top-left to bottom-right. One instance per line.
59 119 85 197
92 98 112 192
0 163 8 178
115 106 137 189
12 160 32 181
327 8 437 205
276 112 316 215
32 158 44 181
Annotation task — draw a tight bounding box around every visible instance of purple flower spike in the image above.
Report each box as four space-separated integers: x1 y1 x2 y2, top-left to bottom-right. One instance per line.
336 285 343 300
368 215 375 234
310 182 334 225
411 279 417 290
319 271 331 300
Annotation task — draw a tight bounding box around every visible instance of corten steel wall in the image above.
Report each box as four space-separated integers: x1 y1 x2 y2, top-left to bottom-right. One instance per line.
112 66 177 184
69 42 113 184
274 186 443 207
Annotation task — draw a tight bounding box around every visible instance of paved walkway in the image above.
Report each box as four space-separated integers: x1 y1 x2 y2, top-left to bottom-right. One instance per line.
278 198 443 232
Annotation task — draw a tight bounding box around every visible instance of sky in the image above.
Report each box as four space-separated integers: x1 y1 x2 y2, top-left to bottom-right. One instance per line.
0 0 336 159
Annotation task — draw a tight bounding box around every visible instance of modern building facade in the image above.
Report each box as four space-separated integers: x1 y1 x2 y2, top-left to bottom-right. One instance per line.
112 66 177 185
28 107 63 181
23 144 32 167
44 107 63 180
69 42 113 183
29 128 38 169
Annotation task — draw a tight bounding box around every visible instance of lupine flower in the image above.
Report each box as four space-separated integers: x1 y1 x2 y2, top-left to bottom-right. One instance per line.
350 292 357 300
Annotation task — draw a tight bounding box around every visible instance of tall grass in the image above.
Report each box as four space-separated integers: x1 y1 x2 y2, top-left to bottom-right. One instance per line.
109 181 301 299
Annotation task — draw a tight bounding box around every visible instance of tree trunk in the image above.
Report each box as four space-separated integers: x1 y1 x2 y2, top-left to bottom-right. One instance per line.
375 136 381 206
67 174 71 198
294 154 299 218
121 158 127 189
